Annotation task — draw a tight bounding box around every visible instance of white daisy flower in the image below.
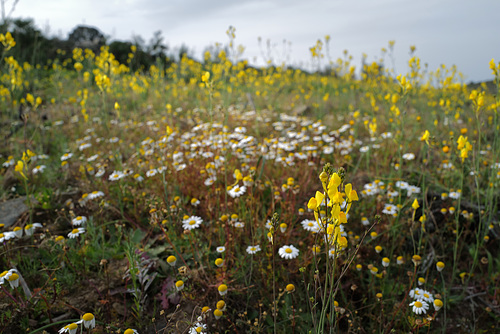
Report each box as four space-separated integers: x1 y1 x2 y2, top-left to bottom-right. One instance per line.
409 300 429 315
12 227 23 238
449 191 460 199
109 171 125 181
6 271 20 288
24 223 43 236
204 177 216 186
301 219 320 233
0 268 18 285
387 190 399 198
78 313 96 329
189 323 207 334
395 181 409 189
72 216 87 226
78 143 92 151
216 246 226 253
2 156 15 167
146 169 158 177
175 163 187 171
88 191 104 200
382 204 398 215
402 153 415 161
68 228 85 239
228 185 246 198
278 245 299 260
265 220 273 229
359 146 369 153
418 290 434 303
0 231 17 242
328 248 339 258
182 216 203 230
407 185 421 197
246 245 261 254
32 165 46 174
58 323 78 334
61 153 73 161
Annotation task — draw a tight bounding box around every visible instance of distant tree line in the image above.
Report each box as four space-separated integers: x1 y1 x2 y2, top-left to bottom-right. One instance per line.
0 18 187 70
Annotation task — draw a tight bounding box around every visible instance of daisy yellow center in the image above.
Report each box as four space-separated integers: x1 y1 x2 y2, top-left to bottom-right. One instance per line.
189 220 196 225
285 248 292 253
414 301 423 308
196 327 202 333
76 217 82 221
423 293 429 298
234 187 240 192
308 223 314 227
71 229 79 234
82 313 94 321
14 227 22 231
8 274 19 282
68 323 78 330
0 271 8 278
250 247 256 251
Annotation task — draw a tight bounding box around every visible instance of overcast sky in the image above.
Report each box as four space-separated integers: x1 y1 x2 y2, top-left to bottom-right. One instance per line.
10 0 500 82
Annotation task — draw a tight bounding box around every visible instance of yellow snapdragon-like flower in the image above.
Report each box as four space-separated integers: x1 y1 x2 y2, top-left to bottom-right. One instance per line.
456 135 472 162
307 191 325 211
456 135 468 150
420 130 430 145
15 161 27 179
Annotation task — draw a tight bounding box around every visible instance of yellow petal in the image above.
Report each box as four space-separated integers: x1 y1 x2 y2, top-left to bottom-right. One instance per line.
328 173 341 190
345 183 352 197
338 236 348 249
349 190 359 201
327 186 338 202
315 191 325 207
331 205 340 220
339 211 347 224
307 197 317 210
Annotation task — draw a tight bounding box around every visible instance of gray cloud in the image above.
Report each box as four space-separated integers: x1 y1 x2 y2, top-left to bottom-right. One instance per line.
12 0 500 82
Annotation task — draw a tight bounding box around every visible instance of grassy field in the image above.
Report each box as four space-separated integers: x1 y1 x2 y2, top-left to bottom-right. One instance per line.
0 31 499 333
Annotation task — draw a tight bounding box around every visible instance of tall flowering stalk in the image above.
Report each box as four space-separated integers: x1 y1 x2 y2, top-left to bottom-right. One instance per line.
307 164 358 333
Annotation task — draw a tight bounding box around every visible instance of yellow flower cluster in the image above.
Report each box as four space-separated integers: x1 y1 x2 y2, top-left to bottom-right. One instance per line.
14 149 36 180
0 32 16 51
456 135 472 162
307 167 358 250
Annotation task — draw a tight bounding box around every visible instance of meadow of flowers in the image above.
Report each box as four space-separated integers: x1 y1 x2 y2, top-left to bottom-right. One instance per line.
0 29 499 333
